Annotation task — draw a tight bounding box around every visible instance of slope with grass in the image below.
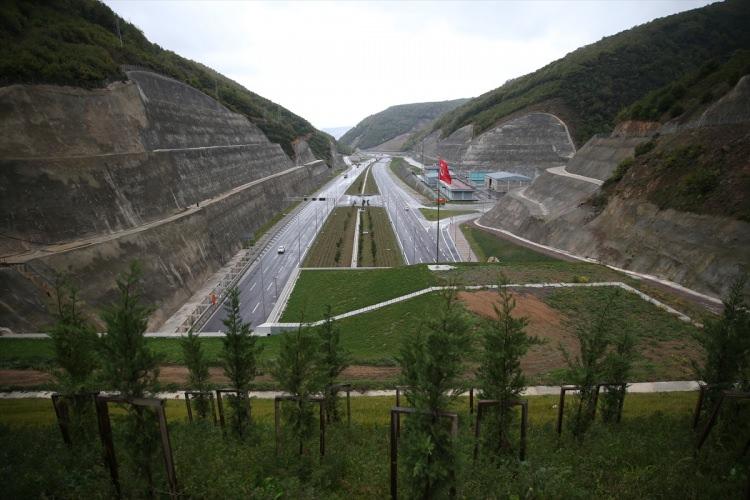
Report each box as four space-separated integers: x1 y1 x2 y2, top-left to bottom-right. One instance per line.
2 393 746 498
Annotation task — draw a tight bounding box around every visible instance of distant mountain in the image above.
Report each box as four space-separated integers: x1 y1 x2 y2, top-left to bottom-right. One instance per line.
322 126 352 140
412 0 750 147
0 0 335 162
340 99 468 151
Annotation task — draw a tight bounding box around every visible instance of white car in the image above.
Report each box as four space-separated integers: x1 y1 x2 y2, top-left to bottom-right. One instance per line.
277 245 286 254
404 206 410 211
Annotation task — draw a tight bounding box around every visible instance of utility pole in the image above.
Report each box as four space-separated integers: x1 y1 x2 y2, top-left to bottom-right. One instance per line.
435 183 440 264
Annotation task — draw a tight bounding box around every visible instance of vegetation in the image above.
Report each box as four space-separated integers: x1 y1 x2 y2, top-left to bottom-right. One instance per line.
344 164 378 195
318 306 349 422
339 99 468 149
179 329 211 419
409 0 750 147
281 266 437 322
304 207 357 268
97 262 162 496
692 275 750 413
272 325 323 456
357 207 403 267
419 208 476 221
460 224 560 263
618 49 750 123
398 289 472 498
0 0 334 162
219 288 262 437
475 280 541 456
48 276 98 394
2 392 748 498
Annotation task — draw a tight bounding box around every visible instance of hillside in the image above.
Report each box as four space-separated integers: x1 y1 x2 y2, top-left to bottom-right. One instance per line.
339 98 468 150
407 0 750 148
0 0 334 162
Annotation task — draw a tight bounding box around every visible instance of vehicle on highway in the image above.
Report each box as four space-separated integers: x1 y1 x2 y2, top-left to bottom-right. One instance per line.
404 206 409 210
277 245 286 254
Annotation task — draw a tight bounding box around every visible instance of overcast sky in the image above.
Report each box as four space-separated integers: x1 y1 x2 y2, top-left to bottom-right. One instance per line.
105 0 714 130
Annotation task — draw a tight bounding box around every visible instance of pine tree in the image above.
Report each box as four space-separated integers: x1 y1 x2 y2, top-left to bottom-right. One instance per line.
318 305 348 422
476 282 541 456
98 262 160 496
180 329 211 419
219 287 261 437
399 288 470 499
272 324 323 456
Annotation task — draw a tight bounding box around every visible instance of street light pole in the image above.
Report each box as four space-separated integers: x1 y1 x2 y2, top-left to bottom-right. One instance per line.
274 275 278 299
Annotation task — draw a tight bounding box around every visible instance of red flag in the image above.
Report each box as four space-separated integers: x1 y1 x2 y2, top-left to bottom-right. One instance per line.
438 158 452 184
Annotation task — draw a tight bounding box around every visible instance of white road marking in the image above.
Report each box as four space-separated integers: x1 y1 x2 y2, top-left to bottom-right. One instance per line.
252 302 260 313
249 282 257 291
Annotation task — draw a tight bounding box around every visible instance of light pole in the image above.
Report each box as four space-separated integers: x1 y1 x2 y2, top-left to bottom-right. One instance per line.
274 275 278 299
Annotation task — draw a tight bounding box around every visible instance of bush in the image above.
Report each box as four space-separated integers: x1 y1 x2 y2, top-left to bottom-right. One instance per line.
634 140 656 157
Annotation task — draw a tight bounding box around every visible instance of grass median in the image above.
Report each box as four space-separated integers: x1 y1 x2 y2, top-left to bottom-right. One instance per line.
419 208 477 221
357 207 402 267
304 207 357 267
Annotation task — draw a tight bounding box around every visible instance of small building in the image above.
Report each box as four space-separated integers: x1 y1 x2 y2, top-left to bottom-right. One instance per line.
467 171 489 186
439 178 475 201
485 172 532 193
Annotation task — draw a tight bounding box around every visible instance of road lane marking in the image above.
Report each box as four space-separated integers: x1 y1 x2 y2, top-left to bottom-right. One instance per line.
252 302 260 313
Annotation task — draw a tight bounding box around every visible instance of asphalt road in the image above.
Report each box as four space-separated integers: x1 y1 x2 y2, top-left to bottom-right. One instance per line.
201 159 372 331
371 157 460 265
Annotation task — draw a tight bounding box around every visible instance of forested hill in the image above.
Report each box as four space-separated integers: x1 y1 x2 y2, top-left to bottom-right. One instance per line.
340 99 468 150
413 0 750 147
0 0 335 162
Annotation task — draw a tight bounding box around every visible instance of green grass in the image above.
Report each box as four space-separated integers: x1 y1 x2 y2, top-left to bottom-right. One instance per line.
282 265 437 322
361 166 380 196
460 225 562 264
345 166 369 195
1 392 747 498
419 208 476 221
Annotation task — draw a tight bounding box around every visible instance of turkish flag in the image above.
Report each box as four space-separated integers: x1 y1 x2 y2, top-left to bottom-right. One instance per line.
438 158 452 184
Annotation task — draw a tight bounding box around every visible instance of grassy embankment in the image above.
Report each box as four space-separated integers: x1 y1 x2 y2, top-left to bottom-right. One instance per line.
303 207 357 268
1 392 746 498
357 207 402 268
419 208 477 221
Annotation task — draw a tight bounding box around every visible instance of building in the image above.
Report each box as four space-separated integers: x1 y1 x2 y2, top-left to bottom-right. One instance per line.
467 171 489 186
439 177 475 201
485 172 532 193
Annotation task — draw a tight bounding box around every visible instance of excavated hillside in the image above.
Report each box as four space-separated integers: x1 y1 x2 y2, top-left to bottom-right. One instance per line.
478 76 750 300
0 70 335 332
416 112 575 179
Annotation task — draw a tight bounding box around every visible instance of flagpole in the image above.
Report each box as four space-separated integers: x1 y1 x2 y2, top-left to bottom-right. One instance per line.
436 179 440 264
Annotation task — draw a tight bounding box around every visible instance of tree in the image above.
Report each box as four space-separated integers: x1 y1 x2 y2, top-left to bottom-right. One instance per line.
99 262 159 398
600 331 636 423
318 305 348 422
560 289 620 440
48 274 99 442
49 275 99 394
272 323 323 456
180 329 211 419
219 287 262 437
476 282 541 456
98 262 160 496
693 275 750 413
399 288 471 499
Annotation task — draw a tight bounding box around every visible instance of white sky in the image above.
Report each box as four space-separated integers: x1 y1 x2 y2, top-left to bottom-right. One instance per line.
104 0 714 129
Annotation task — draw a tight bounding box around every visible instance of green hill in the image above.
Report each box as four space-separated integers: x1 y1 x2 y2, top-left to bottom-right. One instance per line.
412 0 750 147
0 0 334 162
340 98 468 150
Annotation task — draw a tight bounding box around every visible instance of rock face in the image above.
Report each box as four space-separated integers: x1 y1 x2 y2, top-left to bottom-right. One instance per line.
421 113 575 179
479 79 750 300
0 70 332 331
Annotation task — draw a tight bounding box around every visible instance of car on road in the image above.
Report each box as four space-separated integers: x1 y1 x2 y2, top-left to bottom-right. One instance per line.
277 245 286 254
404 206 409 211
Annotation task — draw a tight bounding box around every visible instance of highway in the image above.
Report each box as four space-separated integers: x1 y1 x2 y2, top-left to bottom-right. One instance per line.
370 157 460 265
201 159 372 331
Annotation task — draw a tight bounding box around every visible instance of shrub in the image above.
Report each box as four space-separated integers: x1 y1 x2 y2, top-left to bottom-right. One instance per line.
634 140 656 157
600 331 636 422
603 158 634 188
180 329 211 419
